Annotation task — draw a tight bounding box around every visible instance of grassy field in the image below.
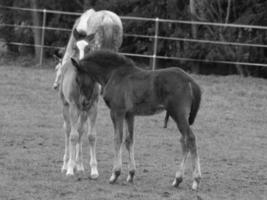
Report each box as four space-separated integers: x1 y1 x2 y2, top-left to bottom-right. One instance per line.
0 63 266 200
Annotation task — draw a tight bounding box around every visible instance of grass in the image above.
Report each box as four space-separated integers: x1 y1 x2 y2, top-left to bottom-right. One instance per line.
0 62 266 200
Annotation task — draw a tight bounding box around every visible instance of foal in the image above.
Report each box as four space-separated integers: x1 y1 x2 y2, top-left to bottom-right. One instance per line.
59 59 100 178
71 50 202 190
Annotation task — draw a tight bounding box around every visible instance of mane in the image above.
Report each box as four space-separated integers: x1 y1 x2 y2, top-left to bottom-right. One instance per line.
82 50 135 70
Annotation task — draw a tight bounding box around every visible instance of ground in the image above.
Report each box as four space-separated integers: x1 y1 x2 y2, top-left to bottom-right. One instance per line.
0 64 266 200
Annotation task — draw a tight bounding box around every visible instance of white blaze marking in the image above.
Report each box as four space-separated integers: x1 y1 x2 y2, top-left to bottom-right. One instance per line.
76 40 89 60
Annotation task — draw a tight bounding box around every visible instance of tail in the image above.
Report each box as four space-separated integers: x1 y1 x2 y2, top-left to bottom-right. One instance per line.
163 111 169 128
189 82 202 125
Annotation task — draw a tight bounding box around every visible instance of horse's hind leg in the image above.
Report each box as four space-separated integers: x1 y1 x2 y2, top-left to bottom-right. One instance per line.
62 104 71 173
188 128 201 190
125 113 136 183
172 132 189 187
87 104 99 179
109 110 124 184
170 105 201 190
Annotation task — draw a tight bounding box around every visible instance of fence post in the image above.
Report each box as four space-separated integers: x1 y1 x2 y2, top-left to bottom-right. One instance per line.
152 17 159 71
39 9 46 67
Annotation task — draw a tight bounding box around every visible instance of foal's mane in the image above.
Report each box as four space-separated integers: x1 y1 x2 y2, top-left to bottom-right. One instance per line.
83 50 135 70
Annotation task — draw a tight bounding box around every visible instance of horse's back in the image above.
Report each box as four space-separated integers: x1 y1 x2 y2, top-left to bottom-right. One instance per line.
90 10 123 51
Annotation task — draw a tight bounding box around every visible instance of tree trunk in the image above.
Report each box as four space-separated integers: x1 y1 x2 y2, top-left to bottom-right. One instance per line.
30 0 41 61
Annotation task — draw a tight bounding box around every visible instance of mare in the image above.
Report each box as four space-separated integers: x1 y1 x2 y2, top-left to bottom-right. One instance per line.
54 9 122 178
71 50 202 190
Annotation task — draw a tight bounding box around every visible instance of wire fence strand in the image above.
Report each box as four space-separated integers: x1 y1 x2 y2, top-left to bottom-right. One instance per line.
0 5 267 68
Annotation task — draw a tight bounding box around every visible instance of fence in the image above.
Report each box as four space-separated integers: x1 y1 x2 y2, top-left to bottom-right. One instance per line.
0 5 267 70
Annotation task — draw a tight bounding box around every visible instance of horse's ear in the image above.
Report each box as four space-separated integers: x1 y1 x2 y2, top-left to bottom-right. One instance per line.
86 33 95 42
73 28 80 40
73 28 86 40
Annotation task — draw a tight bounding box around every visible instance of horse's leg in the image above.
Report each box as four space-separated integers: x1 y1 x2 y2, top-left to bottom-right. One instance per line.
66 104 80 176
172 130 189 187
109 110 124 184
170 105 201 190
188 127 201 190
75 112 87 173
62 104 71 173
87 104 99 179
125 113 136 183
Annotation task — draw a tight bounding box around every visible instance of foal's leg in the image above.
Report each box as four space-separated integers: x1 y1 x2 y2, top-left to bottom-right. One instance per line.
187 127 201 190
66 104 80 176
75 113 88 172
172 109 201 190
87 104 99 179
62 104 71 173
125 113 136 183
172 133 189 187
109 110 124 184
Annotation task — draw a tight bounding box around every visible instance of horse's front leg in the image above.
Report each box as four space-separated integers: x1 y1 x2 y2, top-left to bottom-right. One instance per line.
87 104 99 179
109 110 124 184
75 112 88 173
62 104 71 173
66 104 80 176
125 113 136 183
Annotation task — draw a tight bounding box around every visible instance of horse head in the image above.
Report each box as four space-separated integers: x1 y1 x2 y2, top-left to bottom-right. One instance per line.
73 28 96 60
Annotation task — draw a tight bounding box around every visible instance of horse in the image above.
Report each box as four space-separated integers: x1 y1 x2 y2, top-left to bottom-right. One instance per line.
70 50 202 190
53 8 123 89
54 9 123 178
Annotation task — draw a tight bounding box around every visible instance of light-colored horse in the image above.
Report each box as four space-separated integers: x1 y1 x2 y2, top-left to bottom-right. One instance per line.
55 9 123 178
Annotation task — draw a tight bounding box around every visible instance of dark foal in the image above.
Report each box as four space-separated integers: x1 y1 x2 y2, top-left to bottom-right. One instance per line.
71 50 202 190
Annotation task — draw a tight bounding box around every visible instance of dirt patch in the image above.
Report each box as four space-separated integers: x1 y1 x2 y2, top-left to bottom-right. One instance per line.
0 65 266 200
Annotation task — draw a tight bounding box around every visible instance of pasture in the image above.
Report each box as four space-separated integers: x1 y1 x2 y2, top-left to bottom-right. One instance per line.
0 63 266 200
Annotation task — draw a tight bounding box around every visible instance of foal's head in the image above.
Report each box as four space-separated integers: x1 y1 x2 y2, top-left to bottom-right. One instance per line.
71 51 135 86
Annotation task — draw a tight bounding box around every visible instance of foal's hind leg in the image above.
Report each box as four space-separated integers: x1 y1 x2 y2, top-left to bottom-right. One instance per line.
170 104 201 190
172 134 189 187
87 104 99 179
109 110 124 184
62 105 71 173
125 113 136 183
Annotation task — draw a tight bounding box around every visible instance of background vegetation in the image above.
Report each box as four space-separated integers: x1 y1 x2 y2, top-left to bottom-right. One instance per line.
0 0 266 77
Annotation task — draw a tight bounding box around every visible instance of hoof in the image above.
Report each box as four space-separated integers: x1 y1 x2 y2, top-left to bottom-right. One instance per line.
76 164 85 173
66 171 74 176
66 167 75 176
126 170 135 183
109 170 121 184
192 178 200 191
61 166 67 174
90 172 99 180
53 83 59 90
172 177 183 187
